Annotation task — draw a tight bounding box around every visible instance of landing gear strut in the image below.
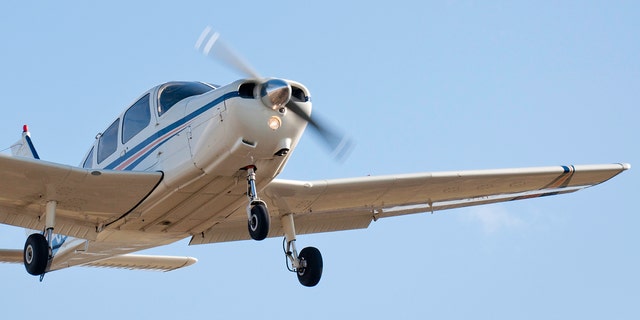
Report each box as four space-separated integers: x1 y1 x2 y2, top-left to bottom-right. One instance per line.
245 166 270 241
282 213 323 287
244 166 323 286
24 200 57 280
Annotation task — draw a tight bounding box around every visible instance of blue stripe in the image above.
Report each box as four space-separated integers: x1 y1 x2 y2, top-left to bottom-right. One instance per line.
25 135 40 159
104 91 239 170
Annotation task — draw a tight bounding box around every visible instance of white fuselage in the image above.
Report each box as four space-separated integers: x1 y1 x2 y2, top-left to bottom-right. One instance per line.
51 79 310 268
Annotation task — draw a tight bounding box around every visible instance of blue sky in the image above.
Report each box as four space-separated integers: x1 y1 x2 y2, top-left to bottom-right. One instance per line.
0 1 637 319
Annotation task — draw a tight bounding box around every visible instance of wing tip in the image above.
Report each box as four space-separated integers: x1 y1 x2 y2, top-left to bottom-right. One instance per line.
183 257 198 267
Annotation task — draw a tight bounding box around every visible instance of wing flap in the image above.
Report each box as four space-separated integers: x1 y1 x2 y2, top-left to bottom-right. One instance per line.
0 154 163 240
189 209 373 244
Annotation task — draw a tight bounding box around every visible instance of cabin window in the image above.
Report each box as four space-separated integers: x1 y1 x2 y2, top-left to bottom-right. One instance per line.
123 93 151 143
157 82 215 116
97 119 120 164
82 147 94 168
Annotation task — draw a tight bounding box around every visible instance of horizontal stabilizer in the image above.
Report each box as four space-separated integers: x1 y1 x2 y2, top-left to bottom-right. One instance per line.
0 250 196 272
82 254 197 272
0 249 22 263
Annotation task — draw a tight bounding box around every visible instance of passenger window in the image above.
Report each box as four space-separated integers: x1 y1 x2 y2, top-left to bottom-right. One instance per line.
82 147 94 168
97 119 120 164
123 94 151 143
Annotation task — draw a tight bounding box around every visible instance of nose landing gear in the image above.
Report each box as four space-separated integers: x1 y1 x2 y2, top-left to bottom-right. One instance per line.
245 166 270 241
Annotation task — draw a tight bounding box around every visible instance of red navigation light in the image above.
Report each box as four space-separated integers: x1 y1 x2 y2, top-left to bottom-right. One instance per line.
23 125 29 133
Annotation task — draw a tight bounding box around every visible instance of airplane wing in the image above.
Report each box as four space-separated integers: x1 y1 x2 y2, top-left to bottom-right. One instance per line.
0 249 196 272
190 163 629 244
0 153 163 240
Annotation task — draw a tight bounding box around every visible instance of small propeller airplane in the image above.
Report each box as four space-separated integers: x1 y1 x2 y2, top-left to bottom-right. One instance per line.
0 27 630 287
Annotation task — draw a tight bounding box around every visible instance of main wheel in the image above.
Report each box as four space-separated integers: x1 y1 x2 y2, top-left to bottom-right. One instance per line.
297 247 323 287
24 233 49 276
248 203 270 241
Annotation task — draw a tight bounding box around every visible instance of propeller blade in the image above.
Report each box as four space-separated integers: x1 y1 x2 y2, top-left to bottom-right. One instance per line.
195 27 354 160
286 100 354 160
195 26 261 79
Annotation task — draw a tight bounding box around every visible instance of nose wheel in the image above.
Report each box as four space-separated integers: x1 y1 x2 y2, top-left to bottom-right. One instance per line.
245 166 270 241
248 203 269 241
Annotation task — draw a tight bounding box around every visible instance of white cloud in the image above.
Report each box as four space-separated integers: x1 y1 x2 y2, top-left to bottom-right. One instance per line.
461 205 525 234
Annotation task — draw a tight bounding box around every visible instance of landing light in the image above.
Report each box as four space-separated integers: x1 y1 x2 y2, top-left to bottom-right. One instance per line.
268 116 282 130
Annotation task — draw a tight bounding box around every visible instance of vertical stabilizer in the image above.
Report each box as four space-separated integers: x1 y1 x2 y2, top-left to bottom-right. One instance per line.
11 125 40 159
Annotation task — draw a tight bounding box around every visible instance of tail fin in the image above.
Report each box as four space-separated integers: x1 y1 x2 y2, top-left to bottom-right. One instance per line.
11 125 40 159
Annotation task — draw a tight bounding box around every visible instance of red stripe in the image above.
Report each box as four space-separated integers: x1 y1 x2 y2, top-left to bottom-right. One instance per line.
115 123 189 170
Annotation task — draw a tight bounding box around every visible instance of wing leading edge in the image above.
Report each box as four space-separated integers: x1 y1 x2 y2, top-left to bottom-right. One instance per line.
190 163 629 244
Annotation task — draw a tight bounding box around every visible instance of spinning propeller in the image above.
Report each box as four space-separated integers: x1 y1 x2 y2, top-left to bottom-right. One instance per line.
195 26 353 160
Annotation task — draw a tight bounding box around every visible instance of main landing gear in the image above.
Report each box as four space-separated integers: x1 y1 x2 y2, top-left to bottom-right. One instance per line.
24 233 49 276
244 166 323 287
282 213 323 287
24 200 57 280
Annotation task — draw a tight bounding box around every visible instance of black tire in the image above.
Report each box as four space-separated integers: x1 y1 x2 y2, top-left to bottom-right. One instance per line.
248 203 270 241
24 233 49 276
297 247 323 287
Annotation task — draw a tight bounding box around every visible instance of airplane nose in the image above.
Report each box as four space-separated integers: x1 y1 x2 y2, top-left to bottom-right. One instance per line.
259 79 291 110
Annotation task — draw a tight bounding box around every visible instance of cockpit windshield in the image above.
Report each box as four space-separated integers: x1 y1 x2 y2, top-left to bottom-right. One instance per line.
157 82 216 116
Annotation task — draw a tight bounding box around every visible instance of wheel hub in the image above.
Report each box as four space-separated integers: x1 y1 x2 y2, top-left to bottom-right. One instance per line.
25 245 34 264
249 215 258 231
